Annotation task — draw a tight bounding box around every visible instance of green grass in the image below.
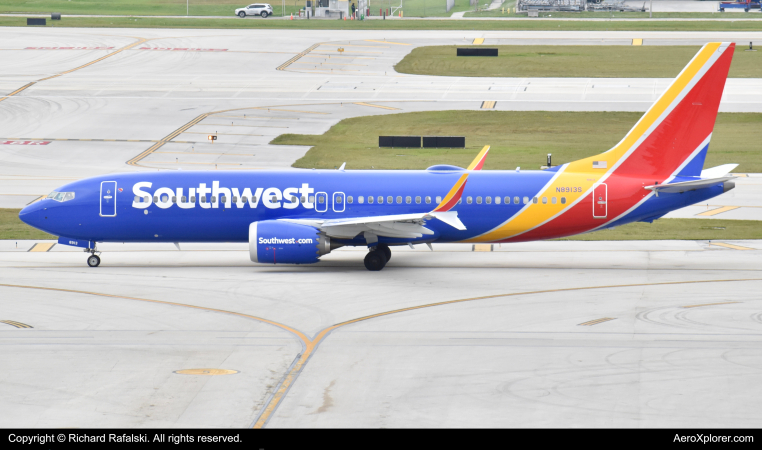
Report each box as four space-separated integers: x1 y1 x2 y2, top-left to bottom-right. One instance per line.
0 209 55 240
4 15 762 30
0 0 475 17
557 219 762 241
465 10 761 18
395 45 762 78
0 0 313 18
272 111 762 173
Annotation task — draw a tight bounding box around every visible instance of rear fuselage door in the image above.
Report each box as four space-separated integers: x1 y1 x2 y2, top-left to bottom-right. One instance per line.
333 192 345 213
315 192 328 213
100 181 117 217
593 183 607 219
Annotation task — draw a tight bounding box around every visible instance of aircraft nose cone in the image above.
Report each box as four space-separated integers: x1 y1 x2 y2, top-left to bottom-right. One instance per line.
19 201 45 229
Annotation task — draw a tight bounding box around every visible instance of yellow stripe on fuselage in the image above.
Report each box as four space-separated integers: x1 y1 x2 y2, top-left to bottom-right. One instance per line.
468 43 721 242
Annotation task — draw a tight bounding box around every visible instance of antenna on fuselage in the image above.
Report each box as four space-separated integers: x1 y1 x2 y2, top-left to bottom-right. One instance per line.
338 162 346 171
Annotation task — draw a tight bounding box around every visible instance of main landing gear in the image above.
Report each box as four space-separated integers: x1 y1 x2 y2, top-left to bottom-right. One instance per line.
85 247 101 267
364 243 391 271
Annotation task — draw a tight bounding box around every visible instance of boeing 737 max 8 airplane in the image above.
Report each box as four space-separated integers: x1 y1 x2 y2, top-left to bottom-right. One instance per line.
20 42 739 271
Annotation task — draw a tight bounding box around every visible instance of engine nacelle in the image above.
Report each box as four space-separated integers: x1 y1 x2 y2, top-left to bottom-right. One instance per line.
249 220 331 264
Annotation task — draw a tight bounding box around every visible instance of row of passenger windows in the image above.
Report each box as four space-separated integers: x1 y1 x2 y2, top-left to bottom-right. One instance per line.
136 195 568 205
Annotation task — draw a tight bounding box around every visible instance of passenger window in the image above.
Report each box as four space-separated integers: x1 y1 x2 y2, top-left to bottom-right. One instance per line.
301 196 306 203
336 196 343 204
495 196 501 205
523 196 528 204
154 196 159 203
134 196 139 202
358 196 364 204
386 196 392 204
379 196 384 204
308 195 314 203
220 196 226 203
292 196 298 203
252 196 258 202
415 196 421 204
551 197 557 204
172 196 177 203
436 196 442 204
318 196 324 204
200 196 206 203
561 197 567 204
182 196 187 202
514 196 519 204
405 196 411 204
396 196 402 204
476 196 482 204
368 196 374 204
425 196 431 204
241 197 247 203
191 196 196 203
467 197 472 204
533 197 538 204
542 197 547 204
486 196 492 204
347 196 353 204
457 199 462 204
504 196 510 204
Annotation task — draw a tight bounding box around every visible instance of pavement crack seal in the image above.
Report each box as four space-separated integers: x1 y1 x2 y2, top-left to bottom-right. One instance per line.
0 37 148 104
3 278 760 428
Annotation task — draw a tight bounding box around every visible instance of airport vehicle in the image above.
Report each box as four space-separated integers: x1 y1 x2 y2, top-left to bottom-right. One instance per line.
719 0 760 12
20 43 738 271
235 4 273 17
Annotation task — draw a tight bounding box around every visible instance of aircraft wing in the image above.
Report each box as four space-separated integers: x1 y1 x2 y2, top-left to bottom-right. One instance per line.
283 146 484 242
283 211 465 240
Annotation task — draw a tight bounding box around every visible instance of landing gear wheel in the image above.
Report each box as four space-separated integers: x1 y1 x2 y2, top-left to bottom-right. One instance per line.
261 11 269 17
377 244 391 262
238 11 246 17
87 255 101 267
364 251 386 271
720 7 724 11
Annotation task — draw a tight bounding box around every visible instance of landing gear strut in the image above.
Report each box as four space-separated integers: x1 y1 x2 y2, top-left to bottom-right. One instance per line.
85 247 101 267
364 244 391 271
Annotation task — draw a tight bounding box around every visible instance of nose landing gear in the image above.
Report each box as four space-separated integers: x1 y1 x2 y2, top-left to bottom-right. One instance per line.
85 246 101 267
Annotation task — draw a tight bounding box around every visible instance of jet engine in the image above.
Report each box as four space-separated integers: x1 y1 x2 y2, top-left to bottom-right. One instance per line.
249 220 333 264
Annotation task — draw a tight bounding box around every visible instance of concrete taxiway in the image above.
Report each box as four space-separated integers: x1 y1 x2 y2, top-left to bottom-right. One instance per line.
2 29 762 210
1 27 762 428
2 240 762 427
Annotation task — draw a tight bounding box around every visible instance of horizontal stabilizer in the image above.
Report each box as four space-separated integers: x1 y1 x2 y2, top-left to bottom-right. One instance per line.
645 176 735 194
700 164 738 179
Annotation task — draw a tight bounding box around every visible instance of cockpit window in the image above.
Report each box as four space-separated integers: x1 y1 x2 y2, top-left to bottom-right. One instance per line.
47 191 75 202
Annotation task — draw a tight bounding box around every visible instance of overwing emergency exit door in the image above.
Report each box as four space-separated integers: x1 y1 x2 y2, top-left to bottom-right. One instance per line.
315 192 328 213
593 183 607 218
100 181 117 217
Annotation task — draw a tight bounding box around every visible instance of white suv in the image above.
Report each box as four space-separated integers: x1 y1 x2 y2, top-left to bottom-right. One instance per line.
236 4 273 17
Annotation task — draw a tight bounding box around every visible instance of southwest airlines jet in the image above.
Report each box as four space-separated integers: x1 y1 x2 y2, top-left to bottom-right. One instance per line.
20 43 739 271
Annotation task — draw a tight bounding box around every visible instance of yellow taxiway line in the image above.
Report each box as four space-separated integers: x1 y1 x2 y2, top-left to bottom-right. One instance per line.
710 242 755 251
696 205 740 216
2 278 761 427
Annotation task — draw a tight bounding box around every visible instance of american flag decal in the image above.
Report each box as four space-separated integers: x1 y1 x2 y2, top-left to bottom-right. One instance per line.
592 161 607 169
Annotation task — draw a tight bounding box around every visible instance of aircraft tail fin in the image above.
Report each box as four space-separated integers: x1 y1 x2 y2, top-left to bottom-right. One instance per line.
572 42 735 179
